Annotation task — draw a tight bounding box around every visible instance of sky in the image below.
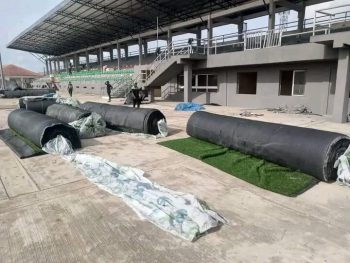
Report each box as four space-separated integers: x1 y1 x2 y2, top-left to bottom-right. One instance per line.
0 0 347 73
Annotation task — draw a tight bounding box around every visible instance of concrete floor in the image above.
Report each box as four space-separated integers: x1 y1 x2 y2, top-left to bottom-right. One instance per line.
1 93 350 263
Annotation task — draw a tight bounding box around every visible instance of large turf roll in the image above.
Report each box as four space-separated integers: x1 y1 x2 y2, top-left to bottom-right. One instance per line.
187 111 350 181
8 109 81 148
79 102 165 135
19 97 57 114
3 89 55 98
46 104 91 123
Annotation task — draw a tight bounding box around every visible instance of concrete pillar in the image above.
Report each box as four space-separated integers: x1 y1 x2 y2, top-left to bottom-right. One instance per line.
148 88 155 102
125 46 128 59
45 60 49 75
48 59 52 75
99 47 103 70
298 1 306 32
117 42 121 70
196 26 201 47
57 60 61 73
184 63 192 102
85 51 90 71
332 48 350 123
238 16 244 42
53 60 57 73
64 57 69 73
143 40 148 57
268 0 275 30
74 54 79 72
207 14 213 55
110 47 114 61
138 37 143 65
167 29 172 57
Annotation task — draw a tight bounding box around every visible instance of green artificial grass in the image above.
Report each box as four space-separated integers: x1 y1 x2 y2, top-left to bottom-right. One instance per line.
159 137 318 197
10 129 43 154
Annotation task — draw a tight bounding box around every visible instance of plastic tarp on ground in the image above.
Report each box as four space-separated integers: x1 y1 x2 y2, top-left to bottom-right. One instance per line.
19 97 57 114
335 145 350 186
43 136 227 241
46 104 91 123
7 109 81 149
175 102 205 111
79 102 166 135
187 111 350 181
2 89 55 98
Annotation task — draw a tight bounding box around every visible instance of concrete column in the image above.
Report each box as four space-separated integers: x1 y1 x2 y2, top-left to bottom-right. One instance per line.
53 60 57 73
48 59 52 74
57 60 61 73
207 14 213 55
268 0 275 30
109 47 114 61
184 63 192 102
138 37 143 65
332 48 350 123
45 60 49 75
125 46 128 59
298 1 306 32
143 40 148 57
167 29 172 57
74 54 79 72
148 88 155 102
64 57 69 73
85 51 90 71
238 16 244 42
117 41 121 69
99 47 103 70
196 26 201 47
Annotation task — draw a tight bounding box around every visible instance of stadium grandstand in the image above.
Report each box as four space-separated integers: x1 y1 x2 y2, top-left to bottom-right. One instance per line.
7 0 350 122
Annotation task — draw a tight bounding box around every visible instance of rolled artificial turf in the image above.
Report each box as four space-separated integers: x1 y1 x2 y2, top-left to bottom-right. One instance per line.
159 137 318 197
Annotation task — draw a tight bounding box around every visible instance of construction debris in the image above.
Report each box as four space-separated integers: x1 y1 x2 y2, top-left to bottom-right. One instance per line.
267 105 315 115
239 111 264 117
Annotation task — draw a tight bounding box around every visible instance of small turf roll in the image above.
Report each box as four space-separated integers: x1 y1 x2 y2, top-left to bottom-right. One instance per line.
187 111 350 181
46 104 91 123
79 102 166 135
8 109 81 148
3 89 55 98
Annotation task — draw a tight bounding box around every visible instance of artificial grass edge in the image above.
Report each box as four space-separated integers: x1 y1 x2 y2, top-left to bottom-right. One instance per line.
159 137 318 197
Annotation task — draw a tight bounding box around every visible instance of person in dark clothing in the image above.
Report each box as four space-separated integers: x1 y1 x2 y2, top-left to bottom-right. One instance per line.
67 81 73 97
68 62 73 75
131 83 142 108
105 81 113 102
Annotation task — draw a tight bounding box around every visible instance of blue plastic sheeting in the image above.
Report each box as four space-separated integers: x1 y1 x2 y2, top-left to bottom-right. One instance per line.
174 102 205 112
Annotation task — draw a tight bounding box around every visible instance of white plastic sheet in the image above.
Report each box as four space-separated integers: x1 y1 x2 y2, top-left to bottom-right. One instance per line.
42 136 227 241
54 94 81 107
69 113 106 139
334 145 350 186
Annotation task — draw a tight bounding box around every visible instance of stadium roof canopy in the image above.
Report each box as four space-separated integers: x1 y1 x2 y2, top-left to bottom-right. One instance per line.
6 0 258 56
7 0 324 56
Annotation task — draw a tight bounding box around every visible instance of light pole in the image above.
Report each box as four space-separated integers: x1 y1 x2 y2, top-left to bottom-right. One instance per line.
0 52 5 90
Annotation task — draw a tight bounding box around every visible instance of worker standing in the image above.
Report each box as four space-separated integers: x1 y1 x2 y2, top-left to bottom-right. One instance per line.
131 83 142 108
105 81 113 102
67 81 73 97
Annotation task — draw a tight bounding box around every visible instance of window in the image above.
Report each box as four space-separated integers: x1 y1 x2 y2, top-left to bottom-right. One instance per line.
280 70 306 96
237 72 257 94
198 75 207 86
208 75 218 86
177 74 218 92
